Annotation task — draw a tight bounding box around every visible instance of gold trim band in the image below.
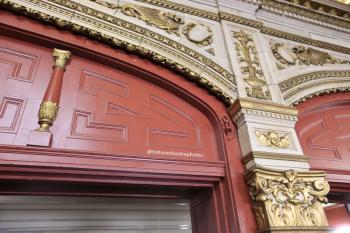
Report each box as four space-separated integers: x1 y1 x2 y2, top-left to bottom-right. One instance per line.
229 98 298 116
242 151 310 165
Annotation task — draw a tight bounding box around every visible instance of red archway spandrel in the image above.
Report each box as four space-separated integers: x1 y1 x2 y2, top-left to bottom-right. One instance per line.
296 93 350 185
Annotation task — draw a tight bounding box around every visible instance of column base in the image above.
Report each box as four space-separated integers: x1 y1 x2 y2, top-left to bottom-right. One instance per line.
27 130 52 147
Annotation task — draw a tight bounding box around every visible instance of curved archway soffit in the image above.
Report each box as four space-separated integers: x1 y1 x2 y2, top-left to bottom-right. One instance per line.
0 0 236 105
279 70 350 105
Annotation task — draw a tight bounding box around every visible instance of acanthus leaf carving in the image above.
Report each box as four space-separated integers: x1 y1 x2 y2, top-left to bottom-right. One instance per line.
246 167 330 231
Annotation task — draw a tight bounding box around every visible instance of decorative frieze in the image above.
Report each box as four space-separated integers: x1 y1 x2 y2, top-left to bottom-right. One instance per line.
259 0 350 32
271 42 350 69
135 0 220 21
261 27 350 55
246 167 331 232
279 70 350 104
279 70 350 92
233 30 271 100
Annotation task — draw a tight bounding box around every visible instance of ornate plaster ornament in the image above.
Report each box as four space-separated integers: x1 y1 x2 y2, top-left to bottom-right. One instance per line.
219 12 263 29
53 48 71 69
121 3 184 35
182 22 213 46
271 42 350 69
255 130 291 149
246 167 330 232
233 30 271 100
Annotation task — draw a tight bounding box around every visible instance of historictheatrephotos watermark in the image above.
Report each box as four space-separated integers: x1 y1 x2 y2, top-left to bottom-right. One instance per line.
146 149 203 158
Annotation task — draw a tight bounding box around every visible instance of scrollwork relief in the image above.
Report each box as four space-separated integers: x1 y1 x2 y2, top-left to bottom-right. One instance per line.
271 42 350 69
233 30 271 100
246 168 330 231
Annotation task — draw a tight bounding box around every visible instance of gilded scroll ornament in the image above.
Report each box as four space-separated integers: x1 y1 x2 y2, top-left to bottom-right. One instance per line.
255 130 290 148
233 30 271 100
53 48 71 69
121 3 184 35
183 22 213 46
246 167 330 231
271 42 350 69
37 101 59 132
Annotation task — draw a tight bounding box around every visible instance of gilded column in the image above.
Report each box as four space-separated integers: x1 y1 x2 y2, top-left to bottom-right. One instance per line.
27 48 71 147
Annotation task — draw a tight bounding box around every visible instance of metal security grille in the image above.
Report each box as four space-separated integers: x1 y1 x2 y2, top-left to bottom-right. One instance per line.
0 196 192 233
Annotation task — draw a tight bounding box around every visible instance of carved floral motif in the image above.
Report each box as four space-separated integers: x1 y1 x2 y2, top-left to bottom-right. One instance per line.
246 168 330 230
233 30 271 100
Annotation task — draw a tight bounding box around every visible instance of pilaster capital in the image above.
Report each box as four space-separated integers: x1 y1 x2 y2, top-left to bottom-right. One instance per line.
246 166 331 233
229 98 298 128
53 48 71 69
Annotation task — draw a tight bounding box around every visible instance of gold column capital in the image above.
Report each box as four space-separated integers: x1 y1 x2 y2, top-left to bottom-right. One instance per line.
53 48 71 69
246 167 331 233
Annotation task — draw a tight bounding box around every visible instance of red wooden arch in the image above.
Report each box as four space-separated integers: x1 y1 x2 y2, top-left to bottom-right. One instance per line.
0 10 256 233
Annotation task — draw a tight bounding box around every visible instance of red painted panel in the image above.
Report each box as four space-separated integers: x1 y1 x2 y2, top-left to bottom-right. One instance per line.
296 93 350 183
0 34 218 161
325 204 350 228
